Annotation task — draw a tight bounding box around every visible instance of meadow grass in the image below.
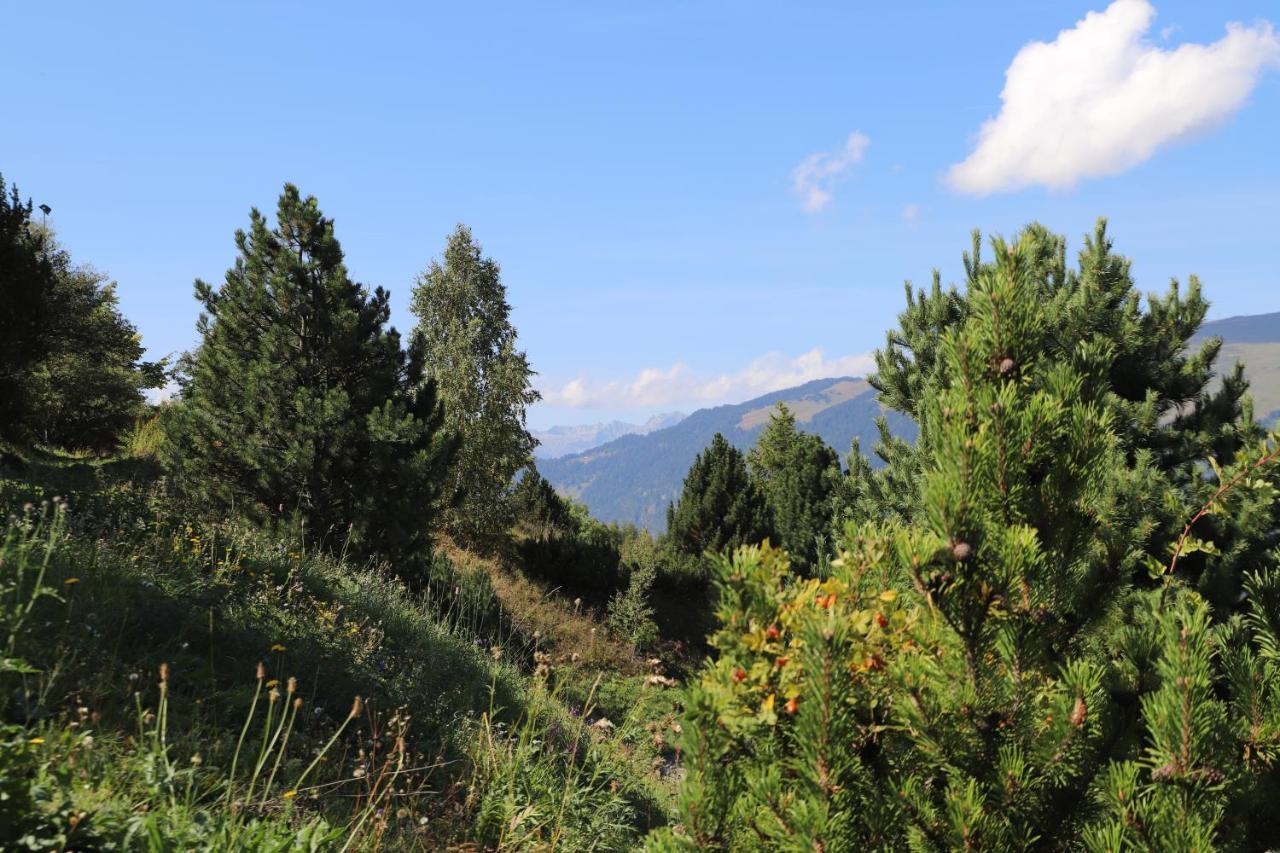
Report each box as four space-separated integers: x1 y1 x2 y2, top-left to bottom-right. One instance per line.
0 464 679 849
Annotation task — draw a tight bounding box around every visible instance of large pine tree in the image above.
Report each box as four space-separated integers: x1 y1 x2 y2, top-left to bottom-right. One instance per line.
409 225 539 548
653 227 1280 850
164 184 453 564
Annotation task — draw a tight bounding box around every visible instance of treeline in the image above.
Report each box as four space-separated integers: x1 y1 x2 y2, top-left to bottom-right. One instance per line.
2 176 542 579
11 162 1280 847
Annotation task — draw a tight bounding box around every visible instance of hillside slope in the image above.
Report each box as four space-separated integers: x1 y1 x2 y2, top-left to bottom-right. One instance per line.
539 377 915 531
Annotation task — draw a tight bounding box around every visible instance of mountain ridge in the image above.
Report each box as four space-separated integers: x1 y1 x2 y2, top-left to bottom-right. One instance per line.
539 376 914 532
532 411 687 459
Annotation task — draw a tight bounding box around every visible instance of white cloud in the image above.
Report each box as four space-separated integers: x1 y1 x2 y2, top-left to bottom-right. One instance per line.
901 203 919 224
791 131 870 212
947 0 1280 195
148 380 180 404
541 349 876 410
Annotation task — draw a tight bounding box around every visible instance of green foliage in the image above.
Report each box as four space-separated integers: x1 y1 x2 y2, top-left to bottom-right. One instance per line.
608 546 660 652
0 175 162 453
462 680 669 851
0 176 58 445
21 236 165 453
0 480 533 848
748 403 842 573
852 219 1269 612
120 411 166 460
667 433 772 565
517 496 626 593
410 225 540 548
162 184 454 568
655 227 1280 850
512 464 575 539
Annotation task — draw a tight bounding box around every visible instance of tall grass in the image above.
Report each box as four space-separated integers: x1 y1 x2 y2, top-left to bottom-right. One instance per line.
0 479 677 849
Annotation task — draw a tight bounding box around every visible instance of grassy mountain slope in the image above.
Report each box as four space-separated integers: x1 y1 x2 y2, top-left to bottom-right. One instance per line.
539 377 916 531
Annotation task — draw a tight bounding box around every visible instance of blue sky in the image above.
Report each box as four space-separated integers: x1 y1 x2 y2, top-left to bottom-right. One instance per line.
4 1 1278 428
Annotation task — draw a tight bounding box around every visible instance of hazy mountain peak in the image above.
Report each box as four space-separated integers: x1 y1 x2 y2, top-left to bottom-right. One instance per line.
532 411 688 459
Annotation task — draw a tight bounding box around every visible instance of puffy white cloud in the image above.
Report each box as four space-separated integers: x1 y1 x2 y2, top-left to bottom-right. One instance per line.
791 131 870 212
947 0 1280 195
901 203 919 224
541 349 875 410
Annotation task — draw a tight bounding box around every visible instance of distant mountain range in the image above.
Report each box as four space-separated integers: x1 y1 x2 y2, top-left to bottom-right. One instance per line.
532 412 687 459
539 310 1280 533
538 377 915 532
1196 311 1280 424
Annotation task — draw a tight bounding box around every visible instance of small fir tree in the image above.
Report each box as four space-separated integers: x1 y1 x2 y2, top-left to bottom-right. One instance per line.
748 403 842 573
163 184 453 564
607 547 660 652
651 230 1280 850
511 464 574 541
666 433 772 563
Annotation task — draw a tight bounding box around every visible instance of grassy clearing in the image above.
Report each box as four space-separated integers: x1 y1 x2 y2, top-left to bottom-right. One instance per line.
440 541 644 676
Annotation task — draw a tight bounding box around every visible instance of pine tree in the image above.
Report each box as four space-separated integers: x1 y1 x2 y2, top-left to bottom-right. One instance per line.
667 433 772 563
409 225 540 548
163 184 453 565
748 403 842 573
511 464 574 541
850 220 1267 613
0 175 57 446
651 229 1280 850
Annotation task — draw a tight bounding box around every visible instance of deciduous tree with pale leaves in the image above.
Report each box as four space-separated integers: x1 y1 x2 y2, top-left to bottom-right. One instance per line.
410 225 539 548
